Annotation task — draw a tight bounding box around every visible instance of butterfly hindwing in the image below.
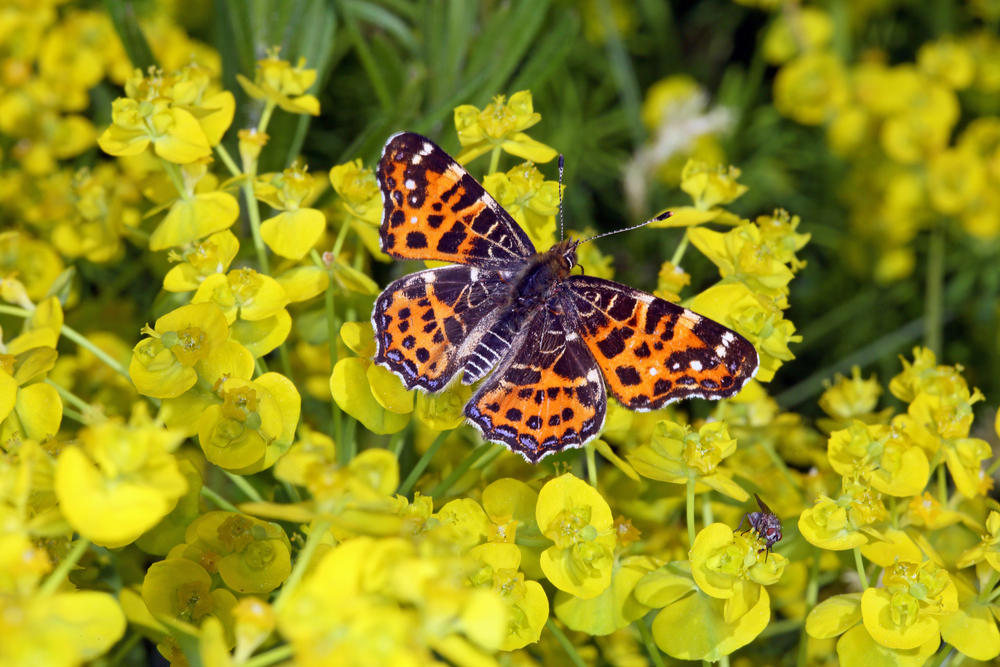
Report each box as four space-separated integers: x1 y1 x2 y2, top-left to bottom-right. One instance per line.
378 132 536 267
372 265 508 391
464 308 606 463
567 276 758 410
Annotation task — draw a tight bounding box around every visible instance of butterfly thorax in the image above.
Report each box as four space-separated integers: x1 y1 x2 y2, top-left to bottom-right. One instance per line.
507 239 579 314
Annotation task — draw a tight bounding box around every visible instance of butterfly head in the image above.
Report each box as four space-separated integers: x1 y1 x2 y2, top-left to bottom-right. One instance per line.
548 238 580 277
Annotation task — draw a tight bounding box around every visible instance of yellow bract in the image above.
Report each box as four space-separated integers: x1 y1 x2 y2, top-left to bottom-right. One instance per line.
454 90 557 164
54 417 187 548
536 474 616 599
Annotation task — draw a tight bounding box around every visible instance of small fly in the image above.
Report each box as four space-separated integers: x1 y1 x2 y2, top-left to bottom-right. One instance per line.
737 494 782 560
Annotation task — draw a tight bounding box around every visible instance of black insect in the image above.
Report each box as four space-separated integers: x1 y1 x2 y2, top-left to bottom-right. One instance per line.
737 494 782 560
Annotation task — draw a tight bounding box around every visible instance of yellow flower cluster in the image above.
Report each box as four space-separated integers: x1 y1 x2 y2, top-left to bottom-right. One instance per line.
770 7 1000 280
800 349 1000 664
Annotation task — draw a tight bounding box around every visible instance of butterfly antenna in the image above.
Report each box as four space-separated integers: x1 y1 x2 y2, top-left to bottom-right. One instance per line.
579 210 672 245
558 154 565 241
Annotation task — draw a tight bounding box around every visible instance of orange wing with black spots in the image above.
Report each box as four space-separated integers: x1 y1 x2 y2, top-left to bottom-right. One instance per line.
378 132 535 267
464 309 606 463
372 265 507 392
566 276 758 411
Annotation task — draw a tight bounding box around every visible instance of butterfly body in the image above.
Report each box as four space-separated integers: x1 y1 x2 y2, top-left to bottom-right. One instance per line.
371 132 759 462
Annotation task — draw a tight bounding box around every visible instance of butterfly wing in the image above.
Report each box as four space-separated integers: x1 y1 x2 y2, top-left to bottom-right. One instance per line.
567 276 758 410
464 307 606 463
378 132 536 267
372 265 510 391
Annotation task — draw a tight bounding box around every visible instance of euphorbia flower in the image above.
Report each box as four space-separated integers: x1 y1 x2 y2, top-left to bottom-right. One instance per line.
453 90 557 164
536 473 616 599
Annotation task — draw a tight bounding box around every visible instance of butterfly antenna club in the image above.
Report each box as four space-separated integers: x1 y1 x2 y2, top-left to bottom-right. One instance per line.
558 154 565 241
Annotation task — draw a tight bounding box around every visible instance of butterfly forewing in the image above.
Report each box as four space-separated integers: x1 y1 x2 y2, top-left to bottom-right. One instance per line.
378 132 536 267
567 276 759 410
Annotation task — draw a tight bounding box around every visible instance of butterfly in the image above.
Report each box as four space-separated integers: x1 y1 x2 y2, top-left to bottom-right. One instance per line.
737 494 783 560
370 132 759 463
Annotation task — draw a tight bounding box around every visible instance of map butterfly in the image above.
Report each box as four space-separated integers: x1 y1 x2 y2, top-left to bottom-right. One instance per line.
371 132 759 462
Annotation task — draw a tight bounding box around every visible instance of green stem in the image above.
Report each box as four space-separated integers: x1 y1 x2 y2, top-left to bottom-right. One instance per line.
257 100 277 135
937 464 948 504
545 618 586 667
160 160 187 196
398 431 449 497
201 486 240 512
585 444 598 488
488 145 502 175
241 177 270 274
214 143 242 178
702 489 714 527
925 646 954 667
45 380 98 421
686 478 697 548
978 570 1000 603
429 443 493 498
272 519 331 613
60 407 86 424
39 538 90 595
243 644 294 667
223 470 263 502
853 547 869 589
797 551 821 667
925 224 944 358
670 229 690 266
636 617 666 667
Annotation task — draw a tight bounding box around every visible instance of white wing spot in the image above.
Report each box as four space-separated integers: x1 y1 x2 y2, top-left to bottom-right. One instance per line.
586 368 600 382
649 367 659 376
410 216 417 224
566 331 579 341
424 272 436 284
690 360 703 371
420 142 433 156
411 155 422 165
404 178 416 190
722 332 735 344
715 344 726 356
672 363 680 370
469 268 479 281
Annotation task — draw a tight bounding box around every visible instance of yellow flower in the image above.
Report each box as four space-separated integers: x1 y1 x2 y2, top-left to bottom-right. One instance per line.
689 282 800 383
236 48 320 116
798 476 887 550
468 542 548 650
927 147 985 215
554 555 659 636
142 557 237 632
162 230 240 292
627 420 749 501
917 38 975 90
257 162 327 259
175 512 292 594
277 537 506 663
482 161 559 250
762 7 834 64
861 561 957 650
0 534 127 666
655 261 690 302
129 302 230 398
192 268 291 357
197 372 300 473
453 90 557 164
328 158 386 260
688 221 795 300
536 473 616 599
54 416 187 548
826 421 929 497
880 79 959 164
98 67 212 164
774 51 849 125
149 160 240 250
